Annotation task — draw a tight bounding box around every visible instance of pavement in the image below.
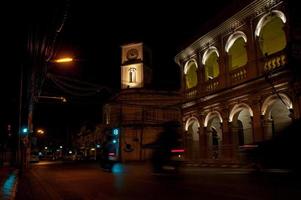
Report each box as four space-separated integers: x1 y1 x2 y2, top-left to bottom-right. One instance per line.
1 160 294 200
0 166 19 200
184 159 252 168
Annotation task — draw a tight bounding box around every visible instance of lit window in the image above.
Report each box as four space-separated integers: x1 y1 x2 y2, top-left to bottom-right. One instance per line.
184 60 198 89
129 68 136 83
256 11 287 56
204 51 219 81
228 37 248 70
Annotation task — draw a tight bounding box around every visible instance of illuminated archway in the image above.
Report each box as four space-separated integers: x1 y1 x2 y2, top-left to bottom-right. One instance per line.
185 116 200 131
185 116 201 161
262 93 293 139
184 59 198 89
255 10 286 37
229 103 253 122
202 47 220 81
229 103 254 145
204 111 223 127
204 111 223 159
225 31 248 70
255 10 287 56
225 31 247 53
261 93 293 116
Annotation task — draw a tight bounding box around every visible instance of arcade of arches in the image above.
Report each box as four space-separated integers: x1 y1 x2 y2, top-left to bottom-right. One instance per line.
183 10 287 87
183 93 294 162
179 8 294 163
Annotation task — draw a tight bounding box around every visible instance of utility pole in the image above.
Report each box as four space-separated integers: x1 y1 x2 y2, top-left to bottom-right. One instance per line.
17 64 23 171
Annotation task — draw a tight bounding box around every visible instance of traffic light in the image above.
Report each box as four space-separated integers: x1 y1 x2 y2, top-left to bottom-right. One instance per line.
21 127 28 135
113 128 119 136
112 128 119 144
108 128 120 161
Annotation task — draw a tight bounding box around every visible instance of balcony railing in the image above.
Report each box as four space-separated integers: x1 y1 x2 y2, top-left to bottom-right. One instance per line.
183 49 288 99
262 52 287 72
184 88 197 99
229 65 247 85
204 77 219 92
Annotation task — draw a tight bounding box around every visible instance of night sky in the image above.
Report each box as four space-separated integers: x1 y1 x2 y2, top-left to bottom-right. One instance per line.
2 0 246 142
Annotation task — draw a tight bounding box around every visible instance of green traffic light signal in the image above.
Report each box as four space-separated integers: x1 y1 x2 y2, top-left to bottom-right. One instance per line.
22 128 28 134
113 128 119 136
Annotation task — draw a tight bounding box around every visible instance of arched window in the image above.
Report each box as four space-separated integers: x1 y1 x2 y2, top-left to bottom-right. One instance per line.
202 47 220 81
225 31 248 70
184 59 198 89
256 10 287 56
129 68 136 83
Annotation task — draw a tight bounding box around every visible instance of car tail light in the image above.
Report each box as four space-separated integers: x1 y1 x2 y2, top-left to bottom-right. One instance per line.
171 149 185 153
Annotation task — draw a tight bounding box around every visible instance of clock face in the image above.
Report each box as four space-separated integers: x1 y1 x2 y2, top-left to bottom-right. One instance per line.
126 48 139 60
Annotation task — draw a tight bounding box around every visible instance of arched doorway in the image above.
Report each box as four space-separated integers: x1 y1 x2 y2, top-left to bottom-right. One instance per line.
229 104 253 146
204 111 223 159
185 117 200 161
262 94 293 139
206 118 222 159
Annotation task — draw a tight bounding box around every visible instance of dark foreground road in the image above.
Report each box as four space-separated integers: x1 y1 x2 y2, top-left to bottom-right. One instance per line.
15 161 301 200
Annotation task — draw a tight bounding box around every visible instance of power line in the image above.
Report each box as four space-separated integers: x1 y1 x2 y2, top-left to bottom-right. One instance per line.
47 73 112 97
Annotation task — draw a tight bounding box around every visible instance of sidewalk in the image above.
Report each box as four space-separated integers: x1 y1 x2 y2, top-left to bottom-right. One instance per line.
183 161 296 175
184 161 252 169
0 166 19 200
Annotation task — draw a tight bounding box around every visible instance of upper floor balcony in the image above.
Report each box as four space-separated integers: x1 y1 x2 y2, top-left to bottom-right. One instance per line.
179 0 290 99
183 48 288 99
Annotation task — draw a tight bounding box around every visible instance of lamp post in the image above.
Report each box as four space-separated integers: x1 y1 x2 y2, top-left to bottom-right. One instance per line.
17 65 23 168
17 57 72 170
17 64 28 171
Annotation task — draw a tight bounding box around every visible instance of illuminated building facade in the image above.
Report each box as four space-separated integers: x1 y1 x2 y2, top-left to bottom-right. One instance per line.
175 0 301 163
104 42 181 162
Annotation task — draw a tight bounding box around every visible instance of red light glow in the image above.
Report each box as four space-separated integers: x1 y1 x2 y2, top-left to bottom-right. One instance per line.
171 149 185 153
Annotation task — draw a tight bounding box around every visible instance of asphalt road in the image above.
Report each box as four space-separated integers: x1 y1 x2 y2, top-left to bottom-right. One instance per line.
15 161 301 200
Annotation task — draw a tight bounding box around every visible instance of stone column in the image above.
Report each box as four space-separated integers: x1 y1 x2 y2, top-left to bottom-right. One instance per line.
221 120 233 161
252 102 264 142
262 118 273 140
246 17 259 78
198 125 206 161
218 36 228 88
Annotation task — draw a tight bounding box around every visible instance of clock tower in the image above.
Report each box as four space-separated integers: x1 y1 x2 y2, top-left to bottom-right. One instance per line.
121 42 152 89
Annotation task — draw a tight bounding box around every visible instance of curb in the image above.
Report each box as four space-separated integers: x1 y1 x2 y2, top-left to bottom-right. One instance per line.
184 162 252 169
0 169 19 200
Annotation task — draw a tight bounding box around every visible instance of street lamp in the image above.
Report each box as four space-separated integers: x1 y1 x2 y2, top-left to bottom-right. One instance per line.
53 57 73 63
36 129 45 135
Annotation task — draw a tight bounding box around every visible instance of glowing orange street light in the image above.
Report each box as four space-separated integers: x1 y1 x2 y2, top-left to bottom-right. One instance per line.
54 57 73 63
36 129 45 135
